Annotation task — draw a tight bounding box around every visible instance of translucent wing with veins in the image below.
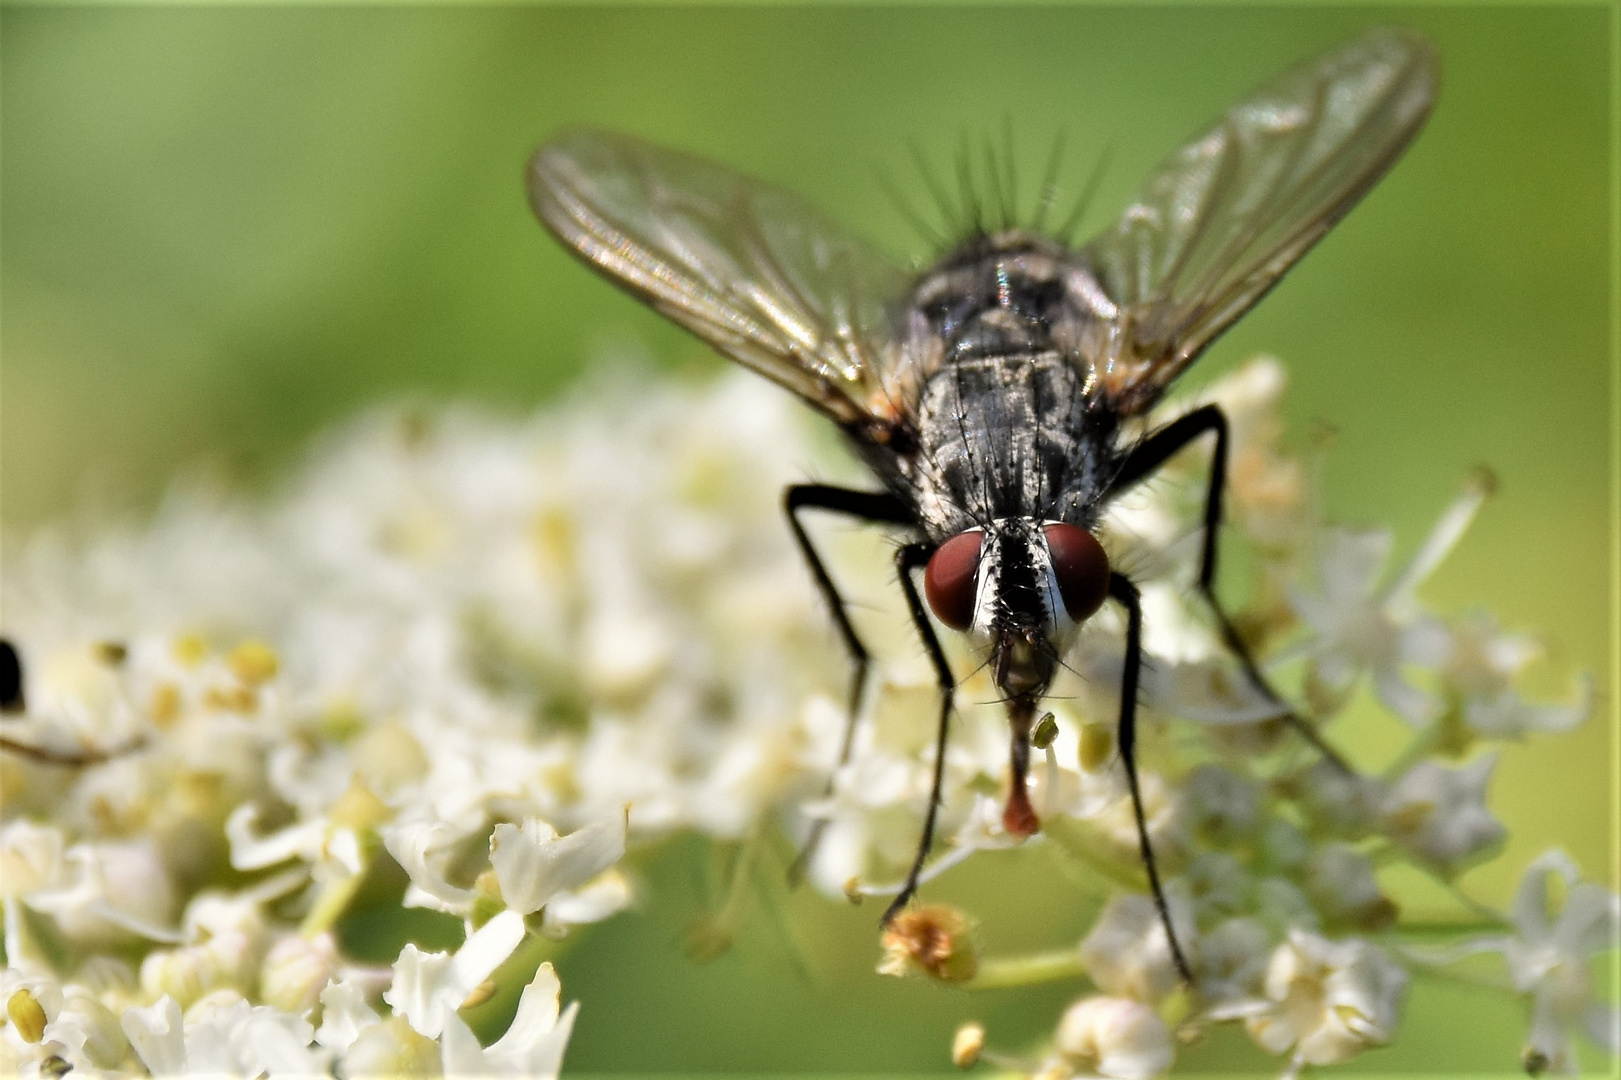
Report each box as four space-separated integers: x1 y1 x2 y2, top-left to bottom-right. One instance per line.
1077 28 1439 414
529 132 914 433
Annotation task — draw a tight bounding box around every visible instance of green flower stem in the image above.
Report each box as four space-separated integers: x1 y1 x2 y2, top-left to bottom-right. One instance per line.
1392 919 1513 940
1365 842 1513 930
299 840 377 938
1403 959 1516 994
463 928 567 1042
964 949 1089 991
1041 816 1154 892
1424 868 1512 929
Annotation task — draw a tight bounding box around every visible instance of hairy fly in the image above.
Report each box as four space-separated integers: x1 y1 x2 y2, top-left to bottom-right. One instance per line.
527 28 1438 980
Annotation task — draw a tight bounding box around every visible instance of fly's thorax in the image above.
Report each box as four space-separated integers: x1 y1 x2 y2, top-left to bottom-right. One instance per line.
904 350 1118 537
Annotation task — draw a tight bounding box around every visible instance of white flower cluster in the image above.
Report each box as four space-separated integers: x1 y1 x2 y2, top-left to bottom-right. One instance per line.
0 358 1612 1078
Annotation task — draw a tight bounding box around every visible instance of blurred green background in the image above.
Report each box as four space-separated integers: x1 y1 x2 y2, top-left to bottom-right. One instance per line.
2 5 1613 1074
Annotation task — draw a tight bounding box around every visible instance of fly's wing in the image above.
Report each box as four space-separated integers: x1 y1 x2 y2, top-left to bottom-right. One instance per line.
1077 28 1438 414
530 131 914 430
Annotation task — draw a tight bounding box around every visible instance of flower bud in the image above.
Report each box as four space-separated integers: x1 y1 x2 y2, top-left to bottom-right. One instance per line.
139 946 213 1008
952 1022 986 1068
259 932 337 1014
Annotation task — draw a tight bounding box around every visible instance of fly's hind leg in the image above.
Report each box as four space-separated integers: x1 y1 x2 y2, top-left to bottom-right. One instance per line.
1109 573 1195 983
1112 404 1350 771
782 484 913 884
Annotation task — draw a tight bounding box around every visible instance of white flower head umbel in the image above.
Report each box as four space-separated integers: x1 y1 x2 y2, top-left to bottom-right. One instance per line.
0 353 1606 1078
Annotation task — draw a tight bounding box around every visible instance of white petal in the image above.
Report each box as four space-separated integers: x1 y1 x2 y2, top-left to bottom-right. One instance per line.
490 814 626 916
381 814 480 911
315 979 380 1053
1320 530 1391 605
1372 668 1439 726
383 945 455 1038
1397 615 1453 669
1582 1002 1621 1054
1512 850 1580 940
121 995 185 1076
439 1011 489 1077
484 963 578 1077
1385 477 1489 605
0 820 65 898
384 910 526 1038
541 871 632 936
226 804 326 871
450 909 527 1001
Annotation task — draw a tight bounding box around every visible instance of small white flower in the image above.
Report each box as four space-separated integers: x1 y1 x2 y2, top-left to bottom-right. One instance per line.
121 994 185 1076
1079 894 1196 1006
1291 758 1384 839
1183 764 1261 842
1382 753 1506 876
177 989 328 1078
1051 995 1176 1080
341 1015 441 1077
1238 930 1408 1067
0 820 65 899
26 838 180 946
314 978 380 1053
380 809 485 914
1289 478 1488 725
1437 612 1591 741
1476 850 1621 1073
489 813 627 917
1305 844 1396 931
1196 917 1273 1006
1289 529 1450 724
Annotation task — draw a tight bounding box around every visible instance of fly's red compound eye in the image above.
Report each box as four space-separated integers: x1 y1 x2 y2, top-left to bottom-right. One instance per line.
1044 523 1109 622
924 531 982 631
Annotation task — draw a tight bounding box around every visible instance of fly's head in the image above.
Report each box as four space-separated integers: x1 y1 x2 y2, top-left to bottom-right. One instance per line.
924 518 1110 837
923 518 1111 704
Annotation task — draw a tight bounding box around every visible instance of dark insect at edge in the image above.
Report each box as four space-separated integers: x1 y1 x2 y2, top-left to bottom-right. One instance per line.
527 28 1439 982
1 639 25 714
0 637 147 766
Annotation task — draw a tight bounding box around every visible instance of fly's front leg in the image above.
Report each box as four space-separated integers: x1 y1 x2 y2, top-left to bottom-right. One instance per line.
783 484 912 883
882 540 955 926
1113 404 1349 771
1109 573 1194 984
